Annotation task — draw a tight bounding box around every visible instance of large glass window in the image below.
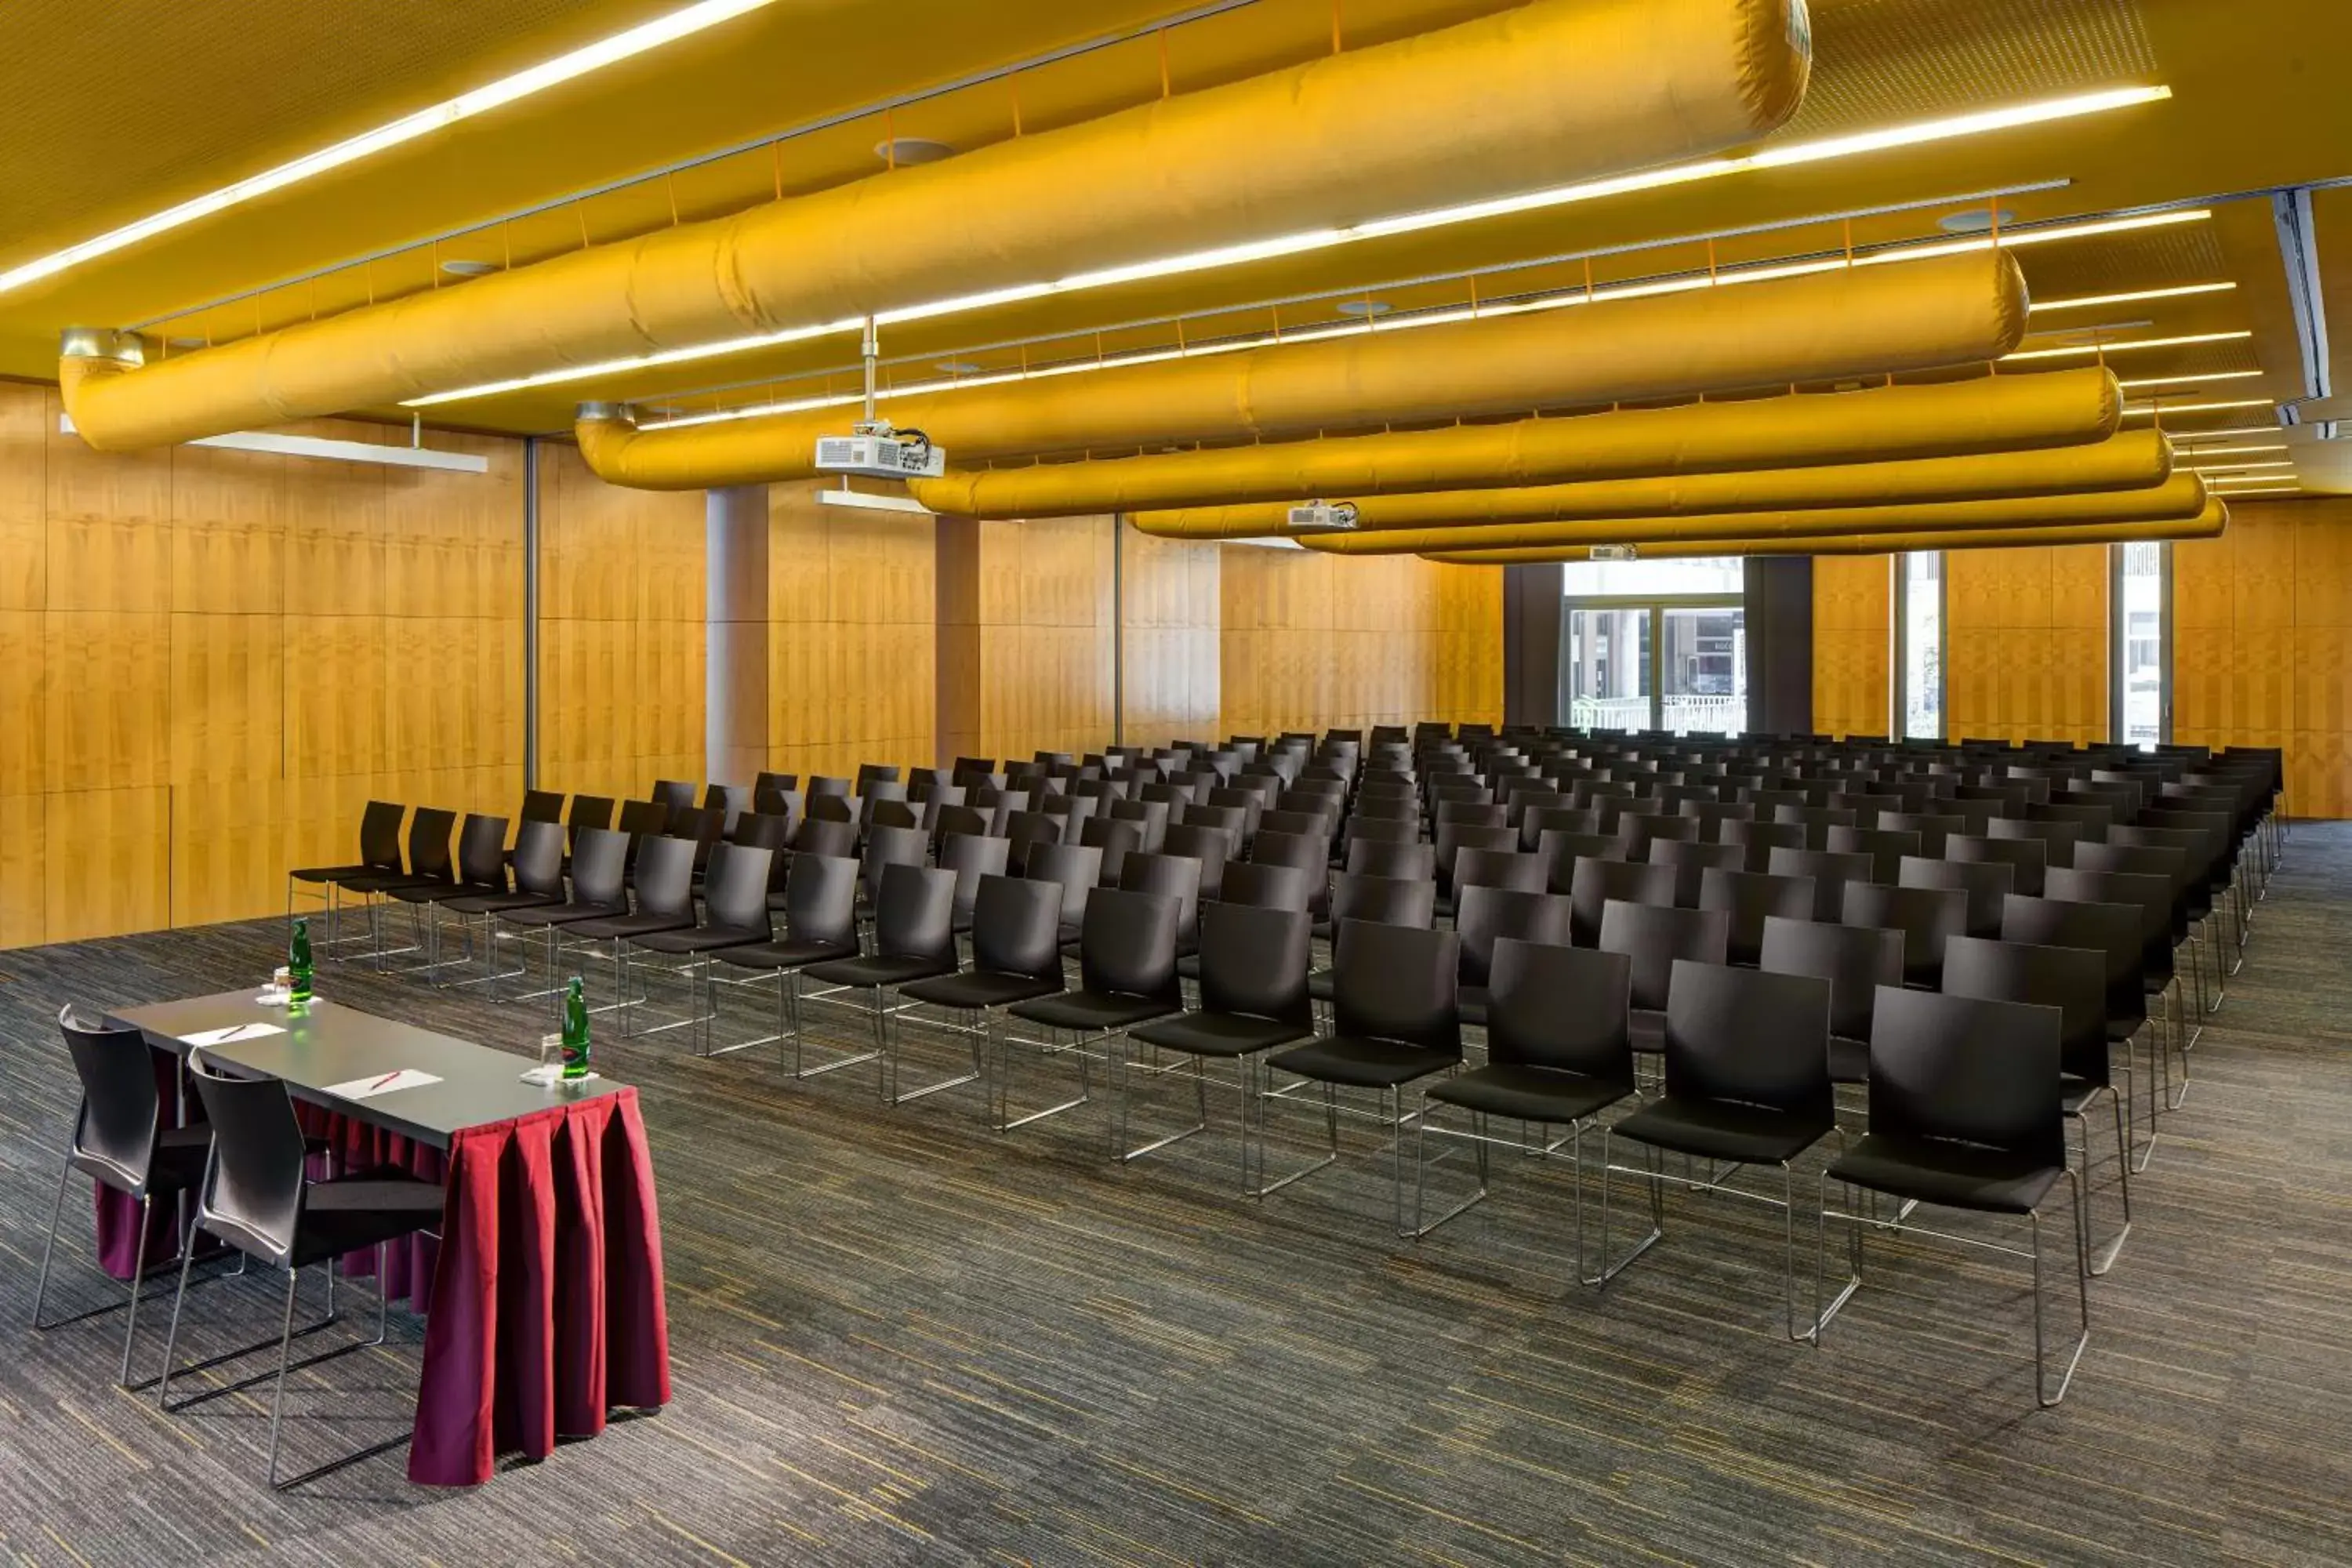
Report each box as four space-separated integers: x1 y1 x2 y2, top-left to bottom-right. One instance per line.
2114 542 2170 749
1893 552 1944 740
1559 557 1746 735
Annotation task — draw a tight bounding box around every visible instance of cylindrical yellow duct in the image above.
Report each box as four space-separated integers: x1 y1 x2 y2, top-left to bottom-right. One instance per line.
61 0 1813 451
577 249 2030 489
911 368 2123 519
1131 420 2161 540
1293 474 2209 554
1417 502 2229 562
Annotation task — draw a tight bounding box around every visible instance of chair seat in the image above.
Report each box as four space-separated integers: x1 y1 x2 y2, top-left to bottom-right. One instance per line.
630 925 767 956
290 862 376 885
1612 1095 1831 1167
442 889 561 916
717 937 858 972
1269 1034 1456 1090
287 1169 447 1269
1828 1134 2062 1216
70 1123 214 1199
499 899 626 929
1009 991 1179 1033
1428 1063 1631 1125
804 953 958 989
337 870 448 897
388 878 504 907
564 912 695 942
1828 1033 1869 1087
1129 1011 1309 1059
901 972 1061 1010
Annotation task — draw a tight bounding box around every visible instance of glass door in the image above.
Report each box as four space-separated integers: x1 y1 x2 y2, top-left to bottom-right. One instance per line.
1566 604 1653 732
1660 604 1748 735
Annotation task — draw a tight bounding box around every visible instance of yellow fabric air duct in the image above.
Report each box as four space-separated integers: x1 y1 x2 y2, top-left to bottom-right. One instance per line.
1294 473 2210 554
1417 502 2229 562
913 368 2123 519
576 249 2030 489
1131 419 2161 540
60 0 1813 451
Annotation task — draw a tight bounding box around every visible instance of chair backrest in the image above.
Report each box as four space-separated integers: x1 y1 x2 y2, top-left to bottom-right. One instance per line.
806 775 853 801
1567 857 1677 946
630 834 699 920
1896 855 2015 938
1663 961 1833 1124
1111 797 1172 853
969 874 1065 985
453 812 510 888
358 799 407 870
1538 829 1623 894
1196 902 1312 1025
2031 800 2113 844
616 798 670 839
58 1007 163 1192
1162 822 1232 899
1356 791 1419 822
1944 832 2046 898
1999 891 2145 1025
930 804 989 844
756 770 800 797
1248 829 1331 912
866 799 920 833
938 832 1013 920
1724 817 1807 874
1215 859 1316 913
1599 900 1731 1011
701 843 775 935
1647 838 1744 907
568 827 630 908
1004 809 1062 870
1773 803 1856 849
1024 841 1105 929
652 779 698 813
1697 868 1817 967
1344 814 1419 847
510 818 567 898
872 862 957 964
187 1054 309 1265
406 807 457 880
1865 988 2063 1169
792 816 859 860
1329 873 1437 964
1080 815 1145 885
1453 847 1547 898
704 783 751 826
1825 825 1920 883
2073 840 2188 898
2044 866 2172 969
1878 811 1964 858
782 852 860 949
1942 934 2109 1088
862 824 931 904
1435 800 1508 831
564 794 615 845
1454 885 1571 989
1758 915 1903 1043
1120 851 1203 939
857 763 902 794
1078 886 1182 1003
1987 814 2080 869
1330 920 1461 1058
1345 838 1435 881
1483 939 1632 1083
1764 847 1874 921
807 792 856 824
1617 811 1699 861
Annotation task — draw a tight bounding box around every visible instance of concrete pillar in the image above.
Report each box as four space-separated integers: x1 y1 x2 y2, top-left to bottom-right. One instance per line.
706 485 769 784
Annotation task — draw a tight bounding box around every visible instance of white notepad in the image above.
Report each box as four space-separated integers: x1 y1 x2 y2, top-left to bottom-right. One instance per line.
181 1022 286 1047
324 1069 443 1101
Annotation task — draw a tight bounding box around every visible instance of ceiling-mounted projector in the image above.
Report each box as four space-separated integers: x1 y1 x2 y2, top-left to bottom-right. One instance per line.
1590 544 1639 561
815 422 947 480
1287 500 1359 532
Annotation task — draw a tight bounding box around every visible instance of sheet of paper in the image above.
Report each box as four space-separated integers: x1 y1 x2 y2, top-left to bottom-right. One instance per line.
323 1069 443 1102
180 1022 287 1047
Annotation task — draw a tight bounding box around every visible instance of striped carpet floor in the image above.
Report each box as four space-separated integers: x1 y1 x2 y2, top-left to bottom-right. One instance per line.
0 827 2347 1565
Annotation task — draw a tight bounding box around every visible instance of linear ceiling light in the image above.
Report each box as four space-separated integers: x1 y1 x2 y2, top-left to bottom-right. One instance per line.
405 83 2170 408
2186 459 2296 472
2118 369 2264 389
0 0 779 299
2164 425 2284 441
2207 484 2300 496
2028 281 2236 313
2167 442 2287 456
2002 330 2252 362
2124 398 2274 417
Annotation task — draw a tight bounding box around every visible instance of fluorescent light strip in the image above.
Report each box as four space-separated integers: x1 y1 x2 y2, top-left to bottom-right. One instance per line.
2167 443 2287 456
405 83 2172 408
2003 330 2251 362
0 0 777 299
644 211 2213 431
2188 459 2296 472
2118 370 2264 389
404 317 862 407
2124 398 2275 416
2212 485 2301 496
2029 281 2236 313
2165 425 2284 441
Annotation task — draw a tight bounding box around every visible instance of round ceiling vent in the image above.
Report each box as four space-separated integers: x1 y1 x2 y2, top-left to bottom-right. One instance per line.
1936 207 2016 235
1336 299 1392 318
440 258 498 277
876 137 955 167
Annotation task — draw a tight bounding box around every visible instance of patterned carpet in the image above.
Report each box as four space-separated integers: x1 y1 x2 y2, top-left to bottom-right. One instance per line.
0 827 2348 1566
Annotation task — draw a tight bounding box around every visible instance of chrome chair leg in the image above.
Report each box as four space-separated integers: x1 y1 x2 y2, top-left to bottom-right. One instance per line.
2075 1091 2131 1276
264 1266 302 1489
2034 1168 2092 1407
27 1160 71 1331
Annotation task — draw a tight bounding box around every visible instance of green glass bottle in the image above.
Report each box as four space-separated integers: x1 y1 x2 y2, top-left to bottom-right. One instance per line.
288 916 314 1006
561 976 591 1080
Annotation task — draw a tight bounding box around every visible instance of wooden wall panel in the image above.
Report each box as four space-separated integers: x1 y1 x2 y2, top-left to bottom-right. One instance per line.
1810 555 1889 739
1945 546 2107 745
0 382 527 949
1119 529 1221 750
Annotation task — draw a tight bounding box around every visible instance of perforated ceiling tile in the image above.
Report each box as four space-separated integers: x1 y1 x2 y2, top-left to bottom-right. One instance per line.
2013 221 2233 298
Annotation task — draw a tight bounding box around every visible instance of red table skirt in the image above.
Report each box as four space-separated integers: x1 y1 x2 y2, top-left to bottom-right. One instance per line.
98 1061 670 1487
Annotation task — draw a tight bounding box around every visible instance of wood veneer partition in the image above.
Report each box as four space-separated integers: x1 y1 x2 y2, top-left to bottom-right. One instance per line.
1945 543 2108 745
1810 555 1889 739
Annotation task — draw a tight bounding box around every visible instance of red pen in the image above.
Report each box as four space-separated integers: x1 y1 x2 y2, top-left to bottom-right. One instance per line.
367 1070 401 1091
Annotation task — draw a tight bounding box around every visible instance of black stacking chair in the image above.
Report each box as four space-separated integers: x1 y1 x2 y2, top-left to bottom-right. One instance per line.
1946 833 2047 898
861 823 930 913
1879 811 1965 859
2002 891 2155 1173
1943 936 2131 1275
1567 858 1677 947
897 875 1064 1109
1006 887 1182 1134
495 826 630 1010
2046 865 2187 1118
713 853 862 1074
1025 841 1105 943
1120 851 1204 958
1649 839 1744 908
755 770 800 800
1765 847 1872 923
1759 916 1904 1093
1723 818 1806 872
928 803 989 846
1434 823 1517 909
1825 988 2088 1406
1250 830 1332 920
790 815 858 865
1214 860 1316 913
1539 829 1624 895
803 863 960 1095
939 832 1013 938
1004 810 1062 875
652 779 698 813
1262 921 1461 1232
1123 902 1316 1180
1897 855 2014 939
865 797 920 833
1412 942 1636 1262
807 792 856 826
1841 882 1967 989
1599 900 1730 1063
383 812 510 982
1453 886 1571 1026
1164 822 1232 902
625 842 774 1055
1699 868 1817 968
614 800 673 888
287 799 405 953
336 807 456 967
1775 804 1856 850
1827 826 1921 884
32 1007 214 1387
159 1058 443 1487
1112 797 1173 855
1600 962 1845 1341
1347 840 1436 882
1989 815 2082 872
856 763 902 795
703 783 750 828
1310 873 1437 1003
438 818 568 985
560 834 699 1030
1081 815 1145 889
1617 811 1699 862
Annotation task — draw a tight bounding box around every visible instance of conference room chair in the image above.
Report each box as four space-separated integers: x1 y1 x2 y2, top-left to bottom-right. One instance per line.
495 826 630 1011
1999 891 2155 1173
1310 873 1439 1002
1599 960 1845 1341
1878 811 1965 859
2046 865 2188 1116
1599 899 1730 1068
1617 811 1699 864
1346 839 1436 883
508 790 564 869
1163 822 1232 904
938 831 1013 942
1452 885 1571 1026
651 779 698 814
622 842 775 1054
1832 790 1903 823
927 802 989 847
1897 855 2015 939
1410 940 1635 1264
1434 822 1516 909
801 862 958 1100
2118 818 2234 1008
32 1008 217 1388
787 815 858 874
1988 814 2081 872
1698 868 1816 969
1824 988 2087 1406
437 818 568 986
1719 817 1804 873
1206 785 1268 844
755 770 800 800
1566 858 1677 948
1758 916 1903 1095
614 800 673 888
1678 800 1755 843
895 874 1065 1111
1773 804 1856 851
703 782 751 827
1741 787 1804 818
865 797 920 834
1258 808 1332 846
1022 840 1105 947
1110 797 1173 855
287 799 407 953
561 835 699 1030
713 852 862 1073
1943 935 2131 1276
662 806 725 884
1120 851 1204 960
1258 920 1460 1232
1520 805 1597 852
1002 810 1061 875
1454 847 1548 900
1842 880 1967 992
335 807 456 968
379 811 510 982
1249 829 1333 917
1826 826 1921 885
1080 815 1145 890
855 763 902 795
862 823 931 916
160 1058 444 1487
1648 839 1744 909
1944 833 2046 898
2032 800 2114 846
1003 886 1181 1135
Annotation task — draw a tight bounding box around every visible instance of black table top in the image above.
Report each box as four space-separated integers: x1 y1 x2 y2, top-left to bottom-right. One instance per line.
108 991 626 1151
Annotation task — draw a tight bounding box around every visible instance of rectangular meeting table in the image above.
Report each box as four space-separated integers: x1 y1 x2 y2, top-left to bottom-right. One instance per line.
102 992 670 1487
